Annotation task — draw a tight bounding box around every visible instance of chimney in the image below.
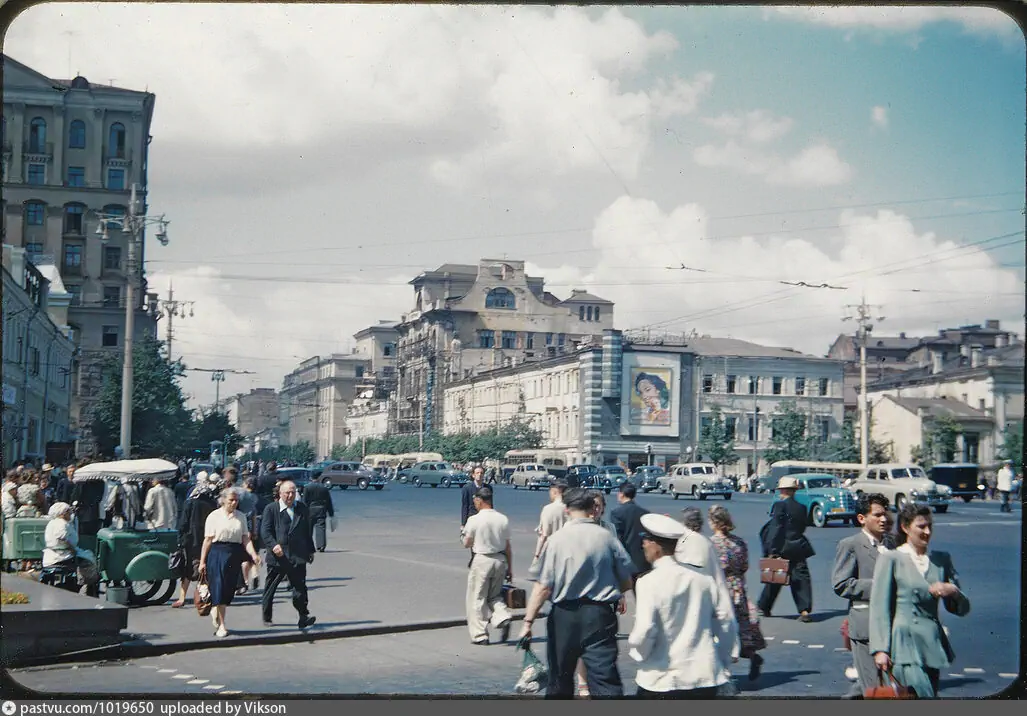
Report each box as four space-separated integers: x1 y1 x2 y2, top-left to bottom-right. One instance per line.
986 319 1000 330
994 334 1006 349
959 344 970 358
899 332 907 339
931 351 943 374
970 344 982 368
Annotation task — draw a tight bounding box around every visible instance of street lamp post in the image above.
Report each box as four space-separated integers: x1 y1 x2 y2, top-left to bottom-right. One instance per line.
95 183 170 458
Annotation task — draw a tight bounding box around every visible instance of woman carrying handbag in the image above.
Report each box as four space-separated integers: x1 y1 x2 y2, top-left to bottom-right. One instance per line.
869 503 970 698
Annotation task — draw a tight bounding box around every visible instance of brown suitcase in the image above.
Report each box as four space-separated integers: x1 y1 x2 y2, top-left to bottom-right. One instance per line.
502 584 526 609
759 557 790 585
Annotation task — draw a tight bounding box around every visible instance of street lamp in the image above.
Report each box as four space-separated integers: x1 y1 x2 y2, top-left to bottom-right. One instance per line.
94 183 171 458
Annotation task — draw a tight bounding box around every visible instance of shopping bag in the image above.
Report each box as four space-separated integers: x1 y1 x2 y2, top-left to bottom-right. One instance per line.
514 639 548 694
864 669 916 699
194 579 212 617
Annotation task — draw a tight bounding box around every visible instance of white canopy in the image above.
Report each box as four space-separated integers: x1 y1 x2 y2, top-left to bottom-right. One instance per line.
72 458 179 483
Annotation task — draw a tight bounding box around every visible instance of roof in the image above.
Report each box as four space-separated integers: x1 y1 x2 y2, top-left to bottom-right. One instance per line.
33 262 69 296
430 263 479 275
868 342 1024 389
867 336 923 350
52 77 146 95
560 290 614 305
885 396 991 421
684 337 827 361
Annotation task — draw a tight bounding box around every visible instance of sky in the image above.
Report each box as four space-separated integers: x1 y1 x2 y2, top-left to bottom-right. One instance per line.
5 3 1025 410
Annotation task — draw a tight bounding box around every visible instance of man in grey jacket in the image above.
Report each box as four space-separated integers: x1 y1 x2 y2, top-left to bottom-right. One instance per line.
831 492 893 696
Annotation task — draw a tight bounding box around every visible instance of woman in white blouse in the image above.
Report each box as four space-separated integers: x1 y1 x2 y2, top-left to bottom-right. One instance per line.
869 503 970 698
199 489 260 638
42 502 100 595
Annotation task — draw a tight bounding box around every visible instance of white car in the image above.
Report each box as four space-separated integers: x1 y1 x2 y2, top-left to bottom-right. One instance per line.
511 464 552 490
658 462 733 501
846 463 951 513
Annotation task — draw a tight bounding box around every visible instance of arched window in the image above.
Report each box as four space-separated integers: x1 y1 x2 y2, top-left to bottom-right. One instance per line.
587 306 594 321
25 201 46 226
68 120 86 149
579 305 585 321
485 287 515 309
63 203 86 234
102 205 126 230
109 122 126 157
29 117 47 152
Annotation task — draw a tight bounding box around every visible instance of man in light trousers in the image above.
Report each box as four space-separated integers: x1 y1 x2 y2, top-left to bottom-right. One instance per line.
461 486 513 645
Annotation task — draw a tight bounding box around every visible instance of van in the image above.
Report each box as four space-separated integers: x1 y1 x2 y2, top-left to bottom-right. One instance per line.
928 463 983 503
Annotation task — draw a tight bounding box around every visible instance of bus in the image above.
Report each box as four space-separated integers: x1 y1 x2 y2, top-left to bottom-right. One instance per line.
502 449 569 480
763 460 864 491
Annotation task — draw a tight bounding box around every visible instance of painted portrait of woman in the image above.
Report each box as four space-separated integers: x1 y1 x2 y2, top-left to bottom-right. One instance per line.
631 370 672 426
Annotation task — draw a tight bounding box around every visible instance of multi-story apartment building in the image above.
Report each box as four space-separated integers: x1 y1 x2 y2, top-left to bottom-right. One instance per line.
2 55 158 455
345 322 399 448
2 245 76 465
225 388 281 440
281 354 371 459
393 259 613 440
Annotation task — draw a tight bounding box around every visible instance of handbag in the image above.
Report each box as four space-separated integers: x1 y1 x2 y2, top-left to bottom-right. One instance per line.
864 669 916 699
194 578 212 617
502 583 526 609
840 618 852 651
759 557 790 585
168 548 187 578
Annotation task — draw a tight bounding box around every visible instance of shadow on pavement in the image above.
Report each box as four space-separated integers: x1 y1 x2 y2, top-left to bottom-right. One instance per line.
737 669 819 691
307 576 353 583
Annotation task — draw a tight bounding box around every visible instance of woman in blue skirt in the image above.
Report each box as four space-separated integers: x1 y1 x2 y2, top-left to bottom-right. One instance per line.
200 489 261 637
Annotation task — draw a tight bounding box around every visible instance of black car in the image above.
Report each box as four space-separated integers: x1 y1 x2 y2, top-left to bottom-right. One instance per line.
928 463 983 503
254 467 314 499
566 464 599 488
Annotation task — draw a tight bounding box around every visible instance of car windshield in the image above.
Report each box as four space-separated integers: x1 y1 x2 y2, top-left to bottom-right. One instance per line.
646 467 665 476
805 477 836 489
605 467 625 474
690 467 704 474
437 463 452 470
891 468 925 479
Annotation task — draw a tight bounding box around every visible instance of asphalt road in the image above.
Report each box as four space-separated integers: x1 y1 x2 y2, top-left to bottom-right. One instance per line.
8 482 1022 697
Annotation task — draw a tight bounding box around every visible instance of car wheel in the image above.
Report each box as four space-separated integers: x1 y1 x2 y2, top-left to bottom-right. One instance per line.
672 486 679 500
723 493 732 501
691 486 698 499
513 483 518 489
442 478 451 488
934 505 948 514
414 478 422 488
961 495 973 503
604 488 611 495
810 503 826 528
895 493 907 509
340 484 349 490
357 478 369 490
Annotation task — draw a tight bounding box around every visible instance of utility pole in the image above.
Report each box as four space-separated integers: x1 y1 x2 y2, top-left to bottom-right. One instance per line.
156 281 194 361
314 356 321 460
843 297 885 467
185 368 255 413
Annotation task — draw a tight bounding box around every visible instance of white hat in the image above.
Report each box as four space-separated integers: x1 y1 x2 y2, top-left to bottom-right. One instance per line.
42 463 54 472
640 513 686 541
776 477 800 490
195 471 209 483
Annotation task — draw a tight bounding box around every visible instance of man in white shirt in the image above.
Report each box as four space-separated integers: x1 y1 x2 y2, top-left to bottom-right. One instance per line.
996 460 1014 513
461 486 513 645
532 479 568 567
143 478 177 530
629 513 739 698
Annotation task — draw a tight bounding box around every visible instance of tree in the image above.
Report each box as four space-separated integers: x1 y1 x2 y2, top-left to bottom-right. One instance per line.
929 414 961 465
997 421 1023 470
762 401 810 464
698 405 737 468
191 409 243 459
91 336 193 457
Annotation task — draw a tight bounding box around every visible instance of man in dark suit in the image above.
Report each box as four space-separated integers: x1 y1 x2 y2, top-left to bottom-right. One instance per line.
260 480 317 629
757 477 814 621
461 466 487 527
302 476 335 553
609 482 650 586
832 492 893 696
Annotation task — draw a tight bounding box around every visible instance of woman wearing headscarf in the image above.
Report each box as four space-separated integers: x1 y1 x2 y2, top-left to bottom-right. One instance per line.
172 472 220 608
43 502 100 596
15 482 44 517
199 488 261 637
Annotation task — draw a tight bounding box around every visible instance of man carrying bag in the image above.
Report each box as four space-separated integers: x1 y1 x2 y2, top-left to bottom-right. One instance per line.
757 477 815 622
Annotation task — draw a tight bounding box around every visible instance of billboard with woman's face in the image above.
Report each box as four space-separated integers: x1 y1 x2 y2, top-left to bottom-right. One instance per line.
621 353 679 437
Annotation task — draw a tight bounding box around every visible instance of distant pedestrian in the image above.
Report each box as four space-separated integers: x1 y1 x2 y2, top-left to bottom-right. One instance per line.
260 480 317 630
591 491 616 538
532 479 568 569
302 476 334 553
461 486 513 645
144 478 177 530
199 489 261 638
609 483 651 587
756 477 815 622
996 460 1014 513
629 513 739 699
461 466 487 527
520 488 636 699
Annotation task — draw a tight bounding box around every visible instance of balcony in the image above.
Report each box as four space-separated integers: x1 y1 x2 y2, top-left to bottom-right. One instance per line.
104 148 132 167
61 263 83 277
23 141 54 160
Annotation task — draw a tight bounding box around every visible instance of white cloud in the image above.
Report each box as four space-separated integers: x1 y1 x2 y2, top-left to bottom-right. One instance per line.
872 105 889 129
770 6 1020 39
702 109 794 144
767 143 854 187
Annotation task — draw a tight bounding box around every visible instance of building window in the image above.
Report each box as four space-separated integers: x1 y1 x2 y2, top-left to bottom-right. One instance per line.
819 418 830 441
795 376 806 396
545 333 553 346
478 329 495 349
702 374 713 393
587 306 594 321
25 202 46 226
819 377 830 397
28 117 47 152
64 204 85 234
63 243 83 274
25 242 43 260
107 168 125 191
102 325 119 347
558 333 566 347
67 285 82 306
772 376 782 395
103 286 120 307
103 246 122 271
102 206 126 230
69 120 86 149
67 166 85 187
748 416 760 441
725 416 737 438
726 375 737 394
501 330 516 349
30 346 41 376
355 365 365 378
109 122 126 158
579 305 585 321
27 163 45 185
525 332 534 350
594 306 601 321
485 287 515 309
748 376 758 394
383 342 395 357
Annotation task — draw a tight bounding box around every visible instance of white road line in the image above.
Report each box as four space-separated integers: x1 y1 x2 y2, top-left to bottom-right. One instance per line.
998 673 1018 679
204 685 225 691
157 669 176 674
172 674 194 680
782 640 800 645
808 644 825 649
138 666 159 670
764 636 775 641
221 691 242 695
964 668 985 674
948 674 965 678
834 648 849 652
186 680 208 685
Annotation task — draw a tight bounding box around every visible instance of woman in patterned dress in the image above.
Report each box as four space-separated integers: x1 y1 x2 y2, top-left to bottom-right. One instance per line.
708 505 767 680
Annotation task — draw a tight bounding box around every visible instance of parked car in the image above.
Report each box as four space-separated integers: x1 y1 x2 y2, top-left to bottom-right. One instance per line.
254 467 314 499
566 464 599 488
511 464 552 490
407 462 468 488
658 463 732 500
846 463 951 513
596 465 629 493
190 462 214 479
790 473 859 527
631 465 665 493
928 463 984 503
753 474 778 493
319 461 386 491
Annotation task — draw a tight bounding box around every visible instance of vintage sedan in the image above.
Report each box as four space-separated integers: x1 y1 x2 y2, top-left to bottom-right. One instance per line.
847 463 952 513
596 465 629 494
319 461 387 491
408 462 468 488
566 464 599 488
511 463 552 490
792 473 858 527
630 465 666 493
659 463 733 500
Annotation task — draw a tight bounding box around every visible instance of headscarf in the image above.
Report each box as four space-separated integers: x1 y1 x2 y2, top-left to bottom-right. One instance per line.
675 529 711 569
190 471 221 499
48 501 73 519
17 483 40 505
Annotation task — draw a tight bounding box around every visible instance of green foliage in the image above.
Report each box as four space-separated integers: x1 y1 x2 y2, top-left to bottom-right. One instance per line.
997 421 1023 470
191 409 243 457
698 405 737 467
762 401 810 464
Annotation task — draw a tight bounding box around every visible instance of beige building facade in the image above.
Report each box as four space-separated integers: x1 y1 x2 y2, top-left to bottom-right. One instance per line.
281 354 371 459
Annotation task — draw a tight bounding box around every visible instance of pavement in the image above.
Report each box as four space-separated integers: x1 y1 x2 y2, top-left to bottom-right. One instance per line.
5 483 1022 697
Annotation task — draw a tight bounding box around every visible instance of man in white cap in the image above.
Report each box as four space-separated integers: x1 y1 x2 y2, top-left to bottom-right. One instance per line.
757 476 815 622
996 459 1014 513
629 513 739 699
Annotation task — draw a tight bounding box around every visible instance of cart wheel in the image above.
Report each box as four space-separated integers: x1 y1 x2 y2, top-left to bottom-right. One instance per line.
129 579 176 606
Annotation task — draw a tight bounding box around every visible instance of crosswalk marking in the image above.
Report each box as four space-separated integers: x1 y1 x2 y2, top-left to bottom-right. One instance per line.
204 685 225 690
948 674 966 678
157 669 176 674
172 674 194 680
782 640 800 644
186 680 208 685
964 668 985 674
221 691 242 695
998 673 1018 679
808 644 824 649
